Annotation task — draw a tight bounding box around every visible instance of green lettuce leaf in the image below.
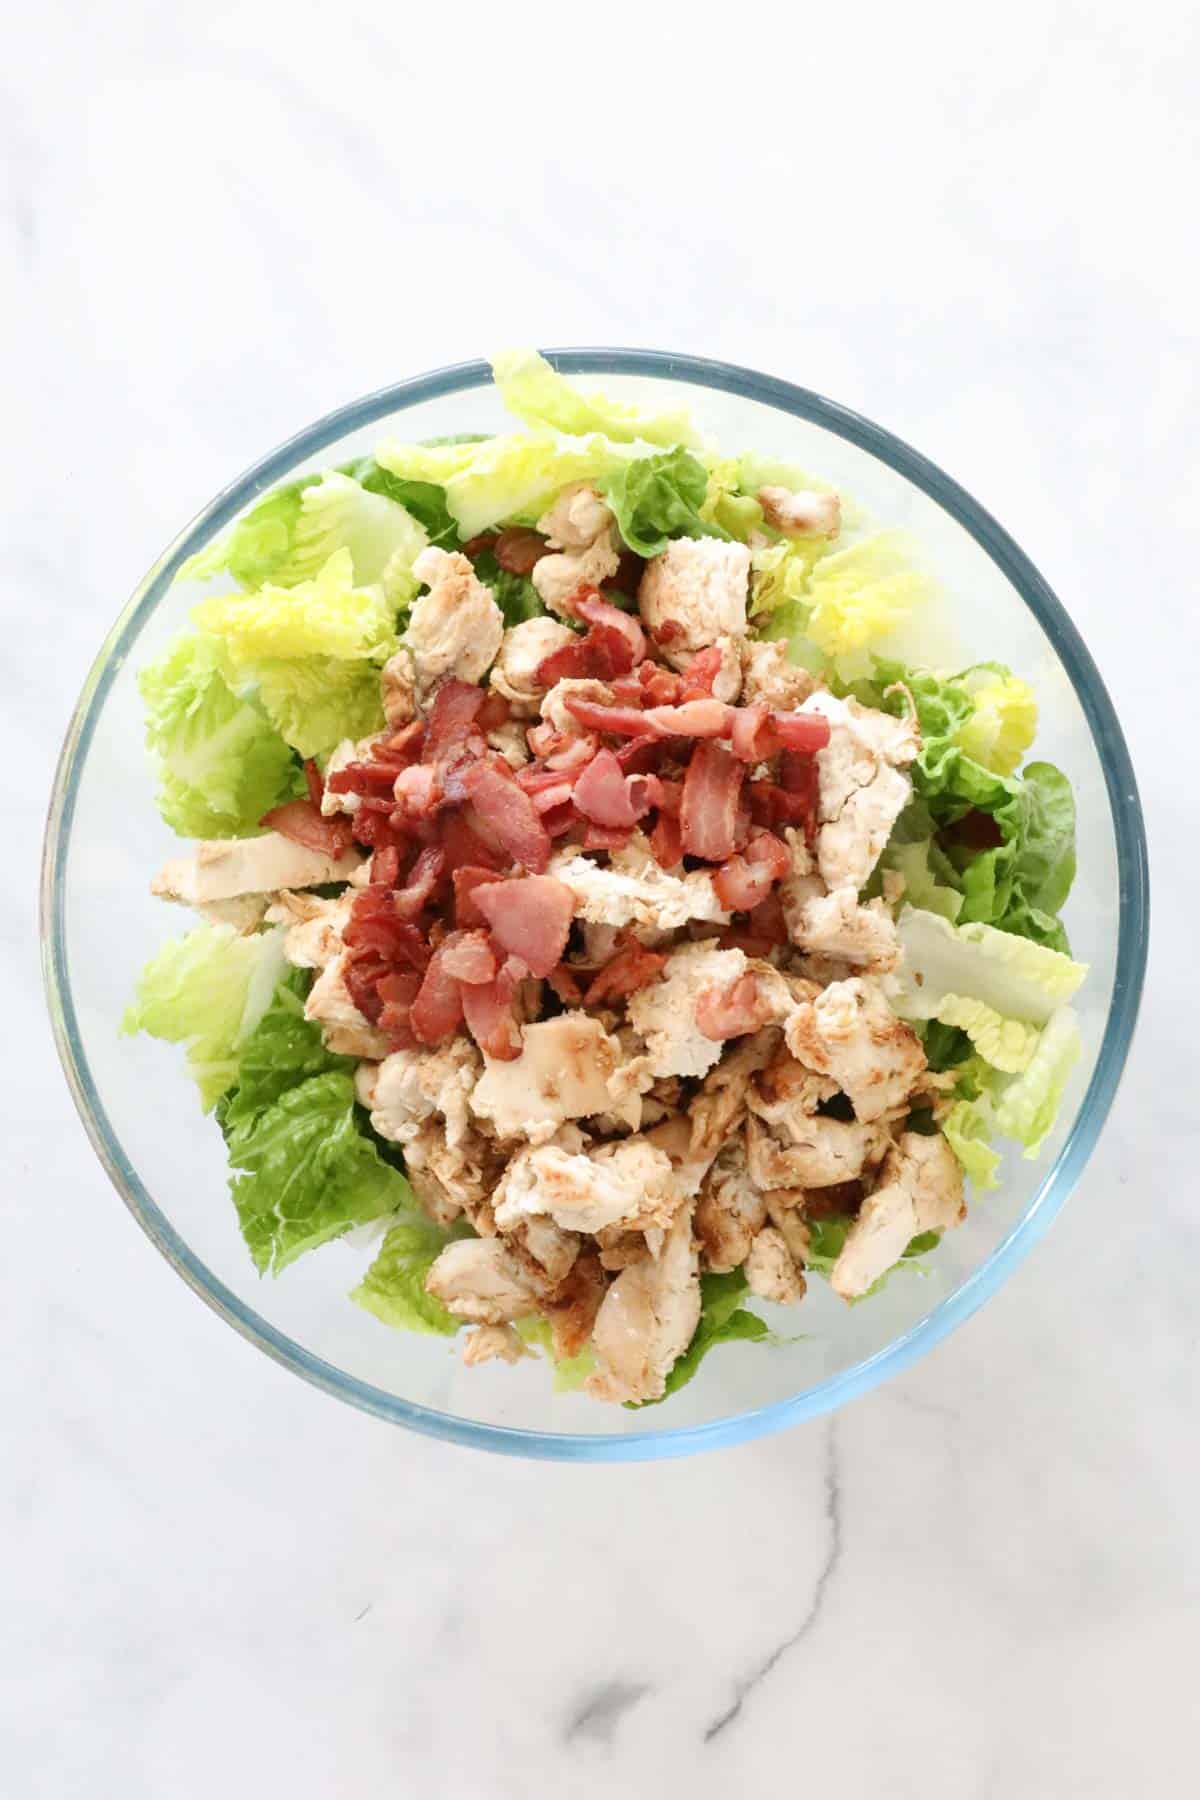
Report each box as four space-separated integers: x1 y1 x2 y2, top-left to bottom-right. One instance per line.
993 1007 1082 1155
492 348 698 448
629 1270 769 1409
942 1093 1001 1189
698 457 766 540
122 924 287 1109
513 1316 596 1392
955 671 1038 776
601 446 730 558
803 1215 941 1296
138 630 302 838
281 472 429 603
224 1069 408 1275
347 457 461 550
351 1215 469 1335
375 431 643 541
803 534 931 659
888 907 1088 1072
218 967 350 1136
179 479 315 589
194 548 397 758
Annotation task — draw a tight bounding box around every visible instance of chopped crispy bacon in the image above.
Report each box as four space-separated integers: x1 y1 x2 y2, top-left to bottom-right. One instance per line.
439 809 507 874
610 675 646 704
330 760 403 801
546 964 583 1005
423 680 486 763
642 697 733 738
584 939 667 1005
582 822 633 851
637 660 682 706
517 763 577 796
453 865 506 927
439 930 497 985
376 970 422 1048
540 802 578 838
477 691 511 732
461 955 526 1061
680 741 745 860
472 875 575 977
393 763 441 819
730 702 780 763
563 696 656 737
369 844 401 889
393 844 446 921
678 644 725 700
536 622 640 685
493 527 549 575
461 533 499 558
772 710 832 753
749 889 789 945
649 810 684 869
530 779 576 814
350 799 409 851
696 971 777 1040
461 760 552 873
303 759 324 809
410 942 466 1046
652 617 685 646
525 721 570 759
780 749 820 843
260 798 355 859
344 887 430 969
572 592 647 663
614 736 667 775
745 830 792 879
380 720 427 763
572 748 651 829
643 774 683 814
713 855 777 912
344 949 389 1024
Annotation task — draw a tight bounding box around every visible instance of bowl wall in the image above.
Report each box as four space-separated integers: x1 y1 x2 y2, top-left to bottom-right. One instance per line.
43 353 1147 1458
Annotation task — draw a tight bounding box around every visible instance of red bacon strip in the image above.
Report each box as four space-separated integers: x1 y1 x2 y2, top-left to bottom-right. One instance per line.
460 955 526 1060
392 844 446 921
260 798 355 860
461 760 552 873
410 941 466 1046
439 930 497 986
584 939 667 1005
680 741 745 861
472 875 575 977
571 748 651 830
452 866 506 928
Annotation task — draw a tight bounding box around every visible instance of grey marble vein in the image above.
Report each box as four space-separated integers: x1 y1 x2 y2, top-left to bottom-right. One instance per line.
563 1680 652 1747
703 1418 843 1743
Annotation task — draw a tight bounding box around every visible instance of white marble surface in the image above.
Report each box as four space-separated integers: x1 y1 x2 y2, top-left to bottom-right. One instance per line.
6 2 1195 1793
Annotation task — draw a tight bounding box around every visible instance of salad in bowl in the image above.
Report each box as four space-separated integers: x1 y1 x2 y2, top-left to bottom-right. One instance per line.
121 350 1087 1410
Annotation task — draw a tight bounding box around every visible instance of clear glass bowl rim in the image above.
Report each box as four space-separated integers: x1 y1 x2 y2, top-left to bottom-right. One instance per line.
41 348 1150 1462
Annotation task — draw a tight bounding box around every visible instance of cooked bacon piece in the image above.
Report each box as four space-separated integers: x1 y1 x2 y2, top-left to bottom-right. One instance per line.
614 736 667 775
680 741 745 860
648 810 684 869
344 886 430 968
376 970 422 1048
303 758 324 809
643 774 683 815
472 874 575 977
392 844 446 921
409 941 466 1045
461 532 499 558
530 779 576 814
493 527 549 574
610 674 646 704
392 763 441 819
439 809 507 874
584 939 668 1005
477 691 511 732
439 930 497 986
260 798 355 859
422 680 486 763
749 888 789 945
540 802 579 838
525 721 571 759
546 964 584 1005
582 822 633 851
369 844 401 888
572 748 651 830
730 703 780 763
460 955 526 1060
350 799 408 851
746 829 792 877
452 865 506 927
572 590 647 663
329 759 402 801
461 759 552 873
772 710 832 753
642 698 732 739
780 749 820 841
343 949 389 1024
562 695 656 737
732 800 752 851
696 970 776 1040
677 644 725 700
638 665 681 706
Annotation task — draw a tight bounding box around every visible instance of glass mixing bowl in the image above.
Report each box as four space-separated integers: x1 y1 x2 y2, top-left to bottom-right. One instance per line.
42 351 1149 1460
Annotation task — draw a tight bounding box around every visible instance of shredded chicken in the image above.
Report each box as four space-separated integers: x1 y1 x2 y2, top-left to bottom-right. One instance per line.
586 1203 701 1404
425 1238 539 1324
637 537 751 669
304 953 389 1059
405 548 504 703
744 1225 807 1303
470 1013 631 1143
264 891 353 969
550 836 729 940
490 616 577 715
739 637 816 711
151 832 361 907
784 977 926 1124
792 888 901 973
627 942 749 1080
461 1323 528 1366
695 1140 768 1272
495 1134 679 1236
831 1132 965 1301
800 692 918 892
531 485 620 614
758 486 841 538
